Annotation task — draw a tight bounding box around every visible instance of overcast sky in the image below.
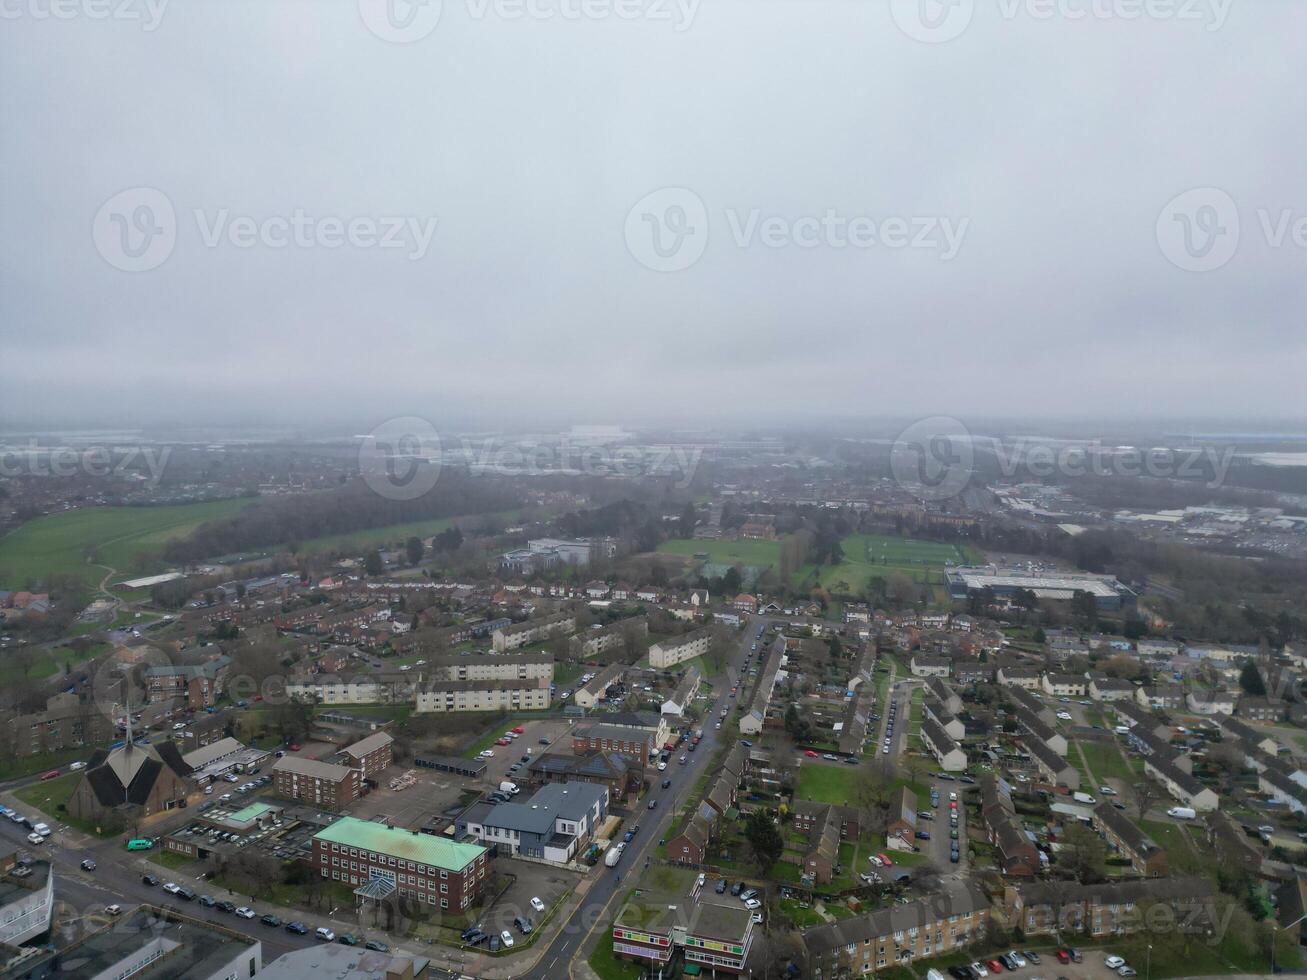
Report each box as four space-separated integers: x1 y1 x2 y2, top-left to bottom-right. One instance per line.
1 0 1304 432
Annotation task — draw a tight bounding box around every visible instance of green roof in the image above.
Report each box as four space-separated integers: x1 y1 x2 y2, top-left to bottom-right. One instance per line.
227 802 274 824
313 817 485 872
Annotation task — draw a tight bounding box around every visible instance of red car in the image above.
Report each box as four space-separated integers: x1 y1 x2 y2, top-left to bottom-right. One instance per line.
987 960 1004 973
876 853 893 866
511 726 525 734
1056 950 1071 964
288 743 301 752
804 750 818 758
495 738 510 746
950 801 958 810
40 770 60 781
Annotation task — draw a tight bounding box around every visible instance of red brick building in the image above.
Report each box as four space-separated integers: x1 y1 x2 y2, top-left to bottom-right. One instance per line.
272 756 362 810
340 732 394 779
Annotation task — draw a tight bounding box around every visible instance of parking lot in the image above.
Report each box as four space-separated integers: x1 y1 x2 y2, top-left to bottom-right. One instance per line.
472 716 579 787
462 856 580 947
348 770 473 831
940 950 1147 980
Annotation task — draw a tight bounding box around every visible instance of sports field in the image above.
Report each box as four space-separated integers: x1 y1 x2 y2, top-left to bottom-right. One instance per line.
794 533 979 598
0 498 255 590
656 537 782 568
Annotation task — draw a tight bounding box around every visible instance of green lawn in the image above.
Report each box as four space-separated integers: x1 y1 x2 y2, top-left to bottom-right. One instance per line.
1078 740 1137 782
656 537 782 569
0 498 255 590
293 509 521 558
588 935 645 980
793 533 979 599
797 764 859 804
0 640 109 686
13 771 81 814
0 747 96 782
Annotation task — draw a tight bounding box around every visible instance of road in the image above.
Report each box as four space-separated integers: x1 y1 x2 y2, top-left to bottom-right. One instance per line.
0 812 318 959
518 615 767 980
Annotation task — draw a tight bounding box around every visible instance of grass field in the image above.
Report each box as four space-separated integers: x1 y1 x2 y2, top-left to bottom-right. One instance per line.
794 533 979 599
0 640 109 687
14 771 81 815
293 509 521 558
656 537 782 569
0 498 255 590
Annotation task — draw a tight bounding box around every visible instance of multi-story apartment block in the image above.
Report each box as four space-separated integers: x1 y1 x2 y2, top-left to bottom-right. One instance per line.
491 613 576 652
427 651 554 684
414 677 551 714
804 884 991 978
272 756 362 809
7 691 115 758
339 731 394 779
612 868 756 975
145 655 231 709
648 628 714 669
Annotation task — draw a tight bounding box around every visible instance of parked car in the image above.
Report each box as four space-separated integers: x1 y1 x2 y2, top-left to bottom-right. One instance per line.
261 914 282 926
315 927 335 941
141 874 160 887
530 896 546 912
80 859 96 871
235 907 256 919
105 904 122 916
364 940 390 952
285 922 308 934
500 930 515 948
715 879 727 893
514 916 533 934
216 901 236 914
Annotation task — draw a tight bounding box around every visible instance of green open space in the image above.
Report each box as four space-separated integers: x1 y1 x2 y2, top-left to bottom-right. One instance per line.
794 533 981 600
0 640 109 686
656 537 782 570
0 747 96 782
13 771 81 814
292 509 520 558
0 498 255 591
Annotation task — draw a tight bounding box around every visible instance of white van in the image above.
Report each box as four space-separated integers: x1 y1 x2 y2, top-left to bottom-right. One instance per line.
32 823 51 837
1167 806 1197 820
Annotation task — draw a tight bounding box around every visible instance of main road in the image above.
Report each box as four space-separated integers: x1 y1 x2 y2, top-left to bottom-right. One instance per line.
519 614 766 980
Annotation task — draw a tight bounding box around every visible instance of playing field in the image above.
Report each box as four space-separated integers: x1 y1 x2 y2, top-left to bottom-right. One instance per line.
656 537 782 568
794 533 978 598
0 498 255 590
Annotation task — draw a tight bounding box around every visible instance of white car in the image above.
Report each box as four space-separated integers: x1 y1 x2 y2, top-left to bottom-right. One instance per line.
163 883 181 894
1056 711 1073 720
948 791 957 801
1008 951 1026 967
105 904 122 916
530 896 545 912
315 927 335 941
657 762 667 771
480 750 495 758
1105 955 1126 969
744 898 762 910
26 833 43 845
500 930 515 948
869 855 884 866
970 963 989 978
235 907 257 919
69 761 86 771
